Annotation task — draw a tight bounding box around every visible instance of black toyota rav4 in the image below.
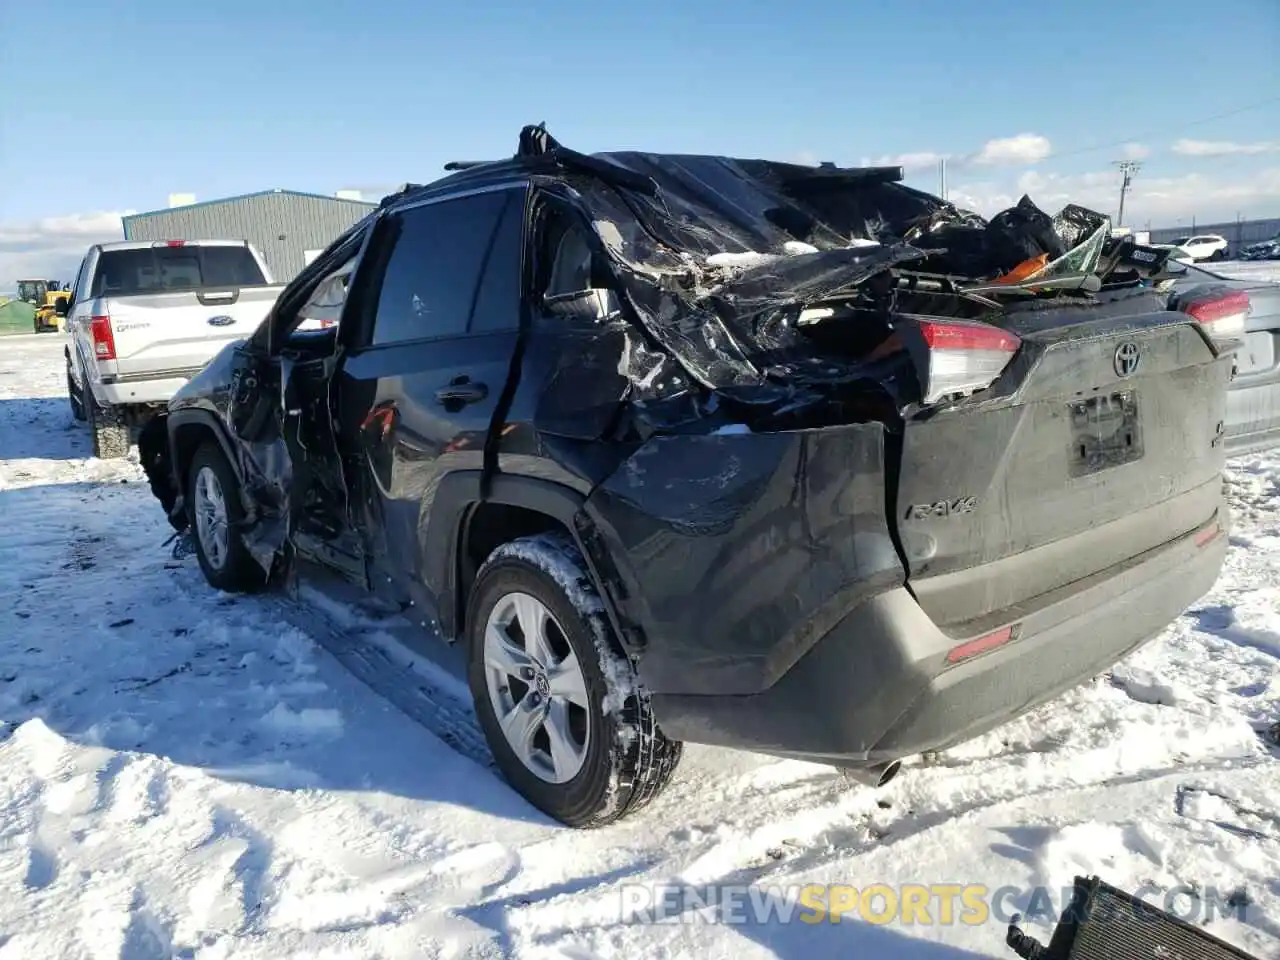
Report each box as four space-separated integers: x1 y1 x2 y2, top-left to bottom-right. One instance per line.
140 126 1234 827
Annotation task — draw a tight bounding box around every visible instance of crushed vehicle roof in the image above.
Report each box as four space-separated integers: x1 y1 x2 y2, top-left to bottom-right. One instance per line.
384 126 1183 410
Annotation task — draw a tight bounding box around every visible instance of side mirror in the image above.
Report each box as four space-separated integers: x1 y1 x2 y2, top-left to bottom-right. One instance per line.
54 296 70 317
544 288 620 322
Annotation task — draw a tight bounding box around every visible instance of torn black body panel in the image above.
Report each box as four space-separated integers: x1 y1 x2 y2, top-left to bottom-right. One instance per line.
581 423 903 696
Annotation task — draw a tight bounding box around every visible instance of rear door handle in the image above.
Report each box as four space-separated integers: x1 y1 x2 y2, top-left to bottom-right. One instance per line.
435 378 488 408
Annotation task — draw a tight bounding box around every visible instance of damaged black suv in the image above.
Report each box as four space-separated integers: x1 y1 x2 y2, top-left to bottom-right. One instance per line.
140 125 1233 827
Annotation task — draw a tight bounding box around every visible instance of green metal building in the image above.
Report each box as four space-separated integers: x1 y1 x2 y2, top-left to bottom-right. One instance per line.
121 190 377 283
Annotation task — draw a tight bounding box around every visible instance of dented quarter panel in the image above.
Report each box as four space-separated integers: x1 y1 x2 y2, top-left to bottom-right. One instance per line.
583 423 905 696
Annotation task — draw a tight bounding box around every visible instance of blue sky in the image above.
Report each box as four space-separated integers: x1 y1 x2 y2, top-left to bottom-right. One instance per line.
1 0 1277 283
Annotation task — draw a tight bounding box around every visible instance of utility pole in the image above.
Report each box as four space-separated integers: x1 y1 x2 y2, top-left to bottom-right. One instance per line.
938 157 948 201
1112 160 1142 227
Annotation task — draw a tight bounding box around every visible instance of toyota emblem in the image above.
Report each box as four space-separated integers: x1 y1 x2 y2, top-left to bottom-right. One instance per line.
1113 341 1140 378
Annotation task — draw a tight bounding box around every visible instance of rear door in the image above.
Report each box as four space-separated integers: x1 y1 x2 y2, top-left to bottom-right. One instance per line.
892 301 1232 633
333 184 528 603
92 243 277 379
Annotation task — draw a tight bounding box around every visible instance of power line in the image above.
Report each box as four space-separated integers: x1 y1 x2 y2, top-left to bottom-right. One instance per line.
1049 96 1280 162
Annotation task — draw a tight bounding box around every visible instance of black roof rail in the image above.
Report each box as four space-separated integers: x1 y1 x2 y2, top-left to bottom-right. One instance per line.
443 161 495 171
378 183 425 208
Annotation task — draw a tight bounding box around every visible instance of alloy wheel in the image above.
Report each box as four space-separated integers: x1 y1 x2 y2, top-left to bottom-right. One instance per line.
483 591 591 784
193 465 230 571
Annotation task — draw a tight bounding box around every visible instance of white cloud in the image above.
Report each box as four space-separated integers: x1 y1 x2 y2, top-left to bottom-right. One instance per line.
862 150 951 171
862 133 1054 172
0 211 131 290
949 166 1280 225
971 133 1053 166
1172 138 1279 157
1121 142 1151 160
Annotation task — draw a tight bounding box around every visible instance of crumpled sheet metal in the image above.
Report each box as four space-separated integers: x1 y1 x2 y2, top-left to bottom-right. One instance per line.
538 146 1109 407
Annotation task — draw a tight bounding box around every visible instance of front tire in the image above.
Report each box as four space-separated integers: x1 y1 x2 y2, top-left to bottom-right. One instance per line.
187 442 264 592
467 532 682 827
84 388 129 458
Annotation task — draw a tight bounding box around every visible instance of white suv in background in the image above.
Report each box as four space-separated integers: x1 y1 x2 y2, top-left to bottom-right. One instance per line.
1165 234 1230 262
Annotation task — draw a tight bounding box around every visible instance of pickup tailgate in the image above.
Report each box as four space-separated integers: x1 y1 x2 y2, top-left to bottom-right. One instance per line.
102 286 282 381
894 294 1231 633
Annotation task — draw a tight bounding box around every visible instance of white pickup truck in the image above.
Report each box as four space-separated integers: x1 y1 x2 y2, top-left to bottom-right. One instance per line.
60 240 285 458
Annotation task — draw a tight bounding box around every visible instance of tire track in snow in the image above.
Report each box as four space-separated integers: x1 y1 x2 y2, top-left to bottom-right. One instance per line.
252 589 496 773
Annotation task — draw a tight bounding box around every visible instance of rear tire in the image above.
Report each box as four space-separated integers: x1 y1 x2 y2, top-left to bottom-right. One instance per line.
187 442 264 593
67 364 86 422
466 532 682 827
85 388 130 459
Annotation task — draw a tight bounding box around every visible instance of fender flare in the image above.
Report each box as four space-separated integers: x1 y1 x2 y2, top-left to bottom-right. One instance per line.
166 408 247 488
425 471 630 647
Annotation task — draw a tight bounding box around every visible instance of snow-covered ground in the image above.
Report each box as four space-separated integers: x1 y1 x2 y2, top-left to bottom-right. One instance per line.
0 333 1277 960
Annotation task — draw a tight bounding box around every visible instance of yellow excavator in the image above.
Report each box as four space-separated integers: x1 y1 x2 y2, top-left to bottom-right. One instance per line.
17 279 70 333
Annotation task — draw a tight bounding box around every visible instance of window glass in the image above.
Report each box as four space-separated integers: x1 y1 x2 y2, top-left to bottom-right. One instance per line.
469 192 524 333
71 257 91 304
370 191 510 345
90 245 265 297
296 261 354 330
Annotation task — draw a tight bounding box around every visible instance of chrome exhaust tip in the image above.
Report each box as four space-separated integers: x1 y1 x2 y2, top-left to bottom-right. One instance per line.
840 759 902 788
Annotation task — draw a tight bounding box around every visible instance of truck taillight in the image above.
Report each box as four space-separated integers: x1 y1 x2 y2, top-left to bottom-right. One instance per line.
909 319 1021 404
91 315 116 360
1183 289 1250 341
154 240 186 248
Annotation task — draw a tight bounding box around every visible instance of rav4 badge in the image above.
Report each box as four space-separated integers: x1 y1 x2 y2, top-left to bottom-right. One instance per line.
905 497 979 520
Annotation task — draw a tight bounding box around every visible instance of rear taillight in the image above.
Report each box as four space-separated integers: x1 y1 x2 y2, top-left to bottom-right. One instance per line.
910 319 1022 404
91 315 116 360
1183 289 1250 341
153 240 186 248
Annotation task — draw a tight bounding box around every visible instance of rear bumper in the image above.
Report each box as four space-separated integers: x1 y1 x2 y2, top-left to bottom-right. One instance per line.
650 509 1228 766
96 371 201 407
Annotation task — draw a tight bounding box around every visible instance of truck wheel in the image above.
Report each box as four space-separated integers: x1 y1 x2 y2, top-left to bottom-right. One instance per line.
466 532 682 827
66 363 86 422
187 442 263 593
85 390 130 459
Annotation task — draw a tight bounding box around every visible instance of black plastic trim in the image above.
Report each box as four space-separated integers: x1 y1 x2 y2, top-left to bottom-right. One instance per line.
425 471 611 641
167 408 245 486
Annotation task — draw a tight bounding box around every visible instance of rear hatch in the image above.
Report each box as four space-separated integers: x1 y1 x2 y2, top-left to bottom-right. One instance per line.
91 243 283 381
893 294 1231 634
